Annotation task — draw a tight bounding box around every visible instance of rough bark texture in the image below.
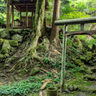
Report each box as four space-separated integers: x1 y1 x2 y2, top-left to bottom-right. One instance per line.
50 0 60 43
7 0 10 29
5 0 46 71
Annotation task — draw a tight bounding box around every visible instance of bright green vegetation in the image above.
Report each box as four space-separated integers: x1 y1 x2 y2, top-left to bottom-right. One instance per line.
0 0 96 96
0 74 59 96
0 76 43 96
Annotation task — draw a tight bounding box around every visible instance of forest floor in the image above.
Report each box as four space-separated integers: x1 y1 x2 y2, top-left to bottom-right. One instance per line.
0 29 96 96
0 65 96 96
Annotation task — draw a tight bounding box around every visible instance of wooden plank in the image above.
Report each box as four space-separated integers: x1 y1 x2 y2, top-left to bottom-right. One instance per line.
20 10 22 23
26 5 28 27
55 17 96 25
66 30 96 36
7 0 10 29
12 5 14 28
12 3 35 6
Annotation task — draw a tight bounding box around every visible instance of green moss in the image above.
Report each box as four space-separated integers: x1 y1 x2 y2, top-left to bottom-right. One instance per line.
1 40 11 54
84 75 96 81
86 51 92 61
0 54 4 58
0 29 10 39
12 34 23 42
9 40 19 47
75 59 85 66
0 39 3 46
30 68 40 76
80 55 86 60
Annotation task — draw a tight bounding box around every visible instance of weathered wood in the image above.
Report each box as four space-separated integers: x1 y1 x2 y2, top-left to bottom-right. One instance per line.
80 23 84 31
7 0 10 29
55 17 96 25
12 5 14 28
26 5 28 27
20 10 22 22
61 25 67 92
50 0 60 41
66 30 96 36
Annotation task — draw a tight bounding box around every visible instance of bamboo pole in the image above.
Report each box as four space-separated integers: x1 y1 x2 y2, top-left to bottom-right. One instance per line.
7 0 10 29
12 5 14 28
61 25 67 92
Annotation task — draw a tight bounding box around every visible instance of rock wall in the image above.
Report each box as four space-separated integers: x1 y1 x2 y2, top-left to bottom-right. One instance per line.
0 29 32 63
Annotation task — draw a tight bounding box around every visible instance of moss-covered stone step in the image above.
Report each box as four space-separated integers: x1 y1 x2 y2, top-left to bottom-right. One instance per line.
84 74 96 81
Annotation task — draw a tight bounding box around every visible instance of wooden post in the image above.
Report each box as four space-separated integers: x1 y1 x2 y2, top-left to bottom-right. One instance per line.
81 23 84 31
7 0 10 29
20 11 21 21
12 5 14 28
31 12 33 20
61 25 67 92
26 5 28 27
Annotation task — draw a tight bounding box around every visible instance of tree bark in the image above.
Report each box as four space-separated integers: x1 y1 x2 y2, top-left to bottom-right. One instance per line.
50 0 60 43
5 0 46 71
7 0 10 29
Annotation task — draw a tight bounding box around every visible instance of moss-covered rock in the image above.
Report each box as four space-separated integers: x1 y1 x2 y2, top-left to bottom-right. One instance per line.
9 29 22 35
1 40 11 54
0 39 4 46
0 29 10 39
0 54 4 58
72 36 83 49
0 54 8 62
80 55 86 60
86 51 92 61
84 75 96 81
75 59 85 66
30 68 40 76
12 34 23 42
9 40 18 47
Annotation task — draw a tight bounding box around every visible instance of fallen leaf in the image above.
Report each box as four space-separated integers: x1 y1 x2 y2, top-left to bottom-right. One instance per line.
40 79 52 90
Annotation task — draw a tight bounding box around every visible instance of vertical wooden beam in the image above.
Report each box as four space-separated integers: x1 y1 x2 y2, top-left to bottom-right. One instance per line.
20 11 21 21
81 23 84 31
31 12 33 20
7 0 10 29
12 5 14 28
61 25 67 92
26 5 28 27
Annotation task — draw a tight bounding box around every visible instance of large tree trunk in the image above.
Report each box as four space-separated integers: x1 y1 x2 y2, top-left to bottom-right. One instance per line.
50 0 60 43
5 0 46 71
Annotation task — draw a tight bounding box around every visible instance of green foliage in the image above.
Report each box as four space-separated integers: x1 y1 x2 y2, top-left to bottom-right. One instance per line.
0 74 60 96
66 62 85 75
0 76 43 96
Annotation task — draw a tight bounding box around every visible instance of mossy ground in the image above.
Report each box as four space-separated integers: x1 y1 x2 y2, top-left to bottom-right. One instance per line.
0 29 96 96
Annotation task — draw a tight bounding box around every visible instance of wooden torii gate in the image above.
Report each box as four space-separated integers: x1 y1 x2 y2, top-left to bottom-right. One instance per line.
55 17 96 92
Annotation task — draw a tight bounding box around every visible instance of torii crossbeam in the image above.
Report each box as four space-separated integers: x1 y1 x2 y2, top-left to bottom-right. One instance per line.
55 17 96 92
